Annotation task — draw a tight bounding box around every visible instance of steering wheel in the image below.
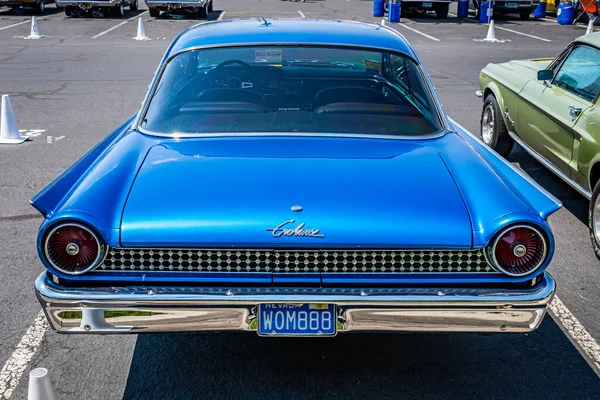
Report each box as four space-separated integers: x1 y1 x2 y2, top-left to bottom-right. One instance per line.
214 59 253 70
207 59 255 88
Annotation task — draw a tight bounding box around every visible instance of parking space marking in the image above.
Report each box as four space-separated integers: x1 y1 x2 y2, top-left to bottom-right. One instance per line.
398 23 440 41
297 10 305 18
217 11 226 20
0 310 48 399
495 26 551 42
0 20 29 32
91 11 147 39
19 129 46 138
551 296 600 372
92 20 129 38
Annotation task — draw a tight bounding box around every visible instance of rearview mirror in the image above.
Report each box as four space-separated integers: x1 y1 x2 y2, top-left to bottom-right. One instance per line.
537 69 553 81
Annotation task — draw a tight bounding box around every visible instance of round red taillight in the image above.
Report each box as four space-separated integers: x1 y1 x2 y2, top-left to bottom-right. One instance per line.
44 224 104 275
487 226 547 277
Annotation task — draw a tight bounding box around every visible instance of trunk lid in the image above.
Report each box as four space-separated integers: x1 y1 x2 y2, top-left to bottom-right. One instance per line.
121 137 472 248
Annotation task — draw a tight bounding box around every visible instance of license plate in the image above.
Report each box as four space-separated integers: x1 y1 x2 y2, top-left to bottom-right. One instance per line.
423 2 433 6
507 2 518 7
168 3 181 8
258 303 336 336
80 3 91 8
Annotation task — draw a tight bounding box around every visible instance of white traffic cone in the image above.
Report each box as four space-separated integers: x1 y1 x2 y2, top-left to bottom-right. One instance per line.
586 18 595 35
25 17 43 39
134 17 150 40
0 95 28 144
483 20 498 41
27 368 56 400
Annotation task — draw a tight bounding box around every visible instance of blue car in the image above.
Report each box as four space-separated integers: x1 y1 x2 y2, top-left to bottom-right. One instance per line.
34 18 560 336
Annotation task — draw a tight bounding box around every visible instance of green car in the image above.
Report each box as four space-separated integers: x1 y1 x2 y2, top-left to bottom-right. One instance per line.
477 33 600 258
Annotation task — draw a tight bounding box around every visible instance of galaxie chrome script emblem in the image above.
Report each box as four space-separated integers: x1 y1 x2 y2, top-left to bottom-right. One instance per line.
266 220 324 238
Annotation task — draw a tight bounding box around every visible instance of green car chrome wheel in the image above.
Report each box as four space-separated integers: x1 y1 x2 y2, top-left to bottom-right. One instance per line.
589 181 600 260
480 95 514 157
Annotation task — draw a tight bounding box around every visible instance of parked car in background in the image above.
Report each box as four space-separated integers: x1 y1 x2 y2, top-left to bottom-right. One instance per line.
478 33 600 259
0 0 57 13
34 19 559 337
57 0 137 17
145 0 212 17
472 0 539 20
546 0 558 13
385 0 451 18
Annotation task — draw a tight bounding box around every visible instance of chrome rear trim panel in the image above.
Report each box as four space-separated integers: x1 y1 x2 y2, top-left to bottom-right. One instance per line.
94 247 497 274
36 272 555 334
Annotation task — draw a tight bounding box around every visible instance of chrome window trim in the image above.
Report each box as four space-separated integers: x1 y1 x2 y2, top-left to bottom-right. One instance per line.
133 42 449 139
508 131 591 199
484 224 548 277
136 128 448 141
44 223 107 276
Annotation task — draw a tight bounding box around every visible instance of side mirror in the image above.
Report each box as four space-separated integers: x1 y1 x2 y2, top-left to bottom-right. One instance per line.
537 69 553 81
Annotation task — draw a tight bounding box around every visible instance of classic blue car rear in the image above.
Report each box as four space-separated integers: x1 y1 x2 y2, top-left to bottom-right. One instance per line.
33 19 559 336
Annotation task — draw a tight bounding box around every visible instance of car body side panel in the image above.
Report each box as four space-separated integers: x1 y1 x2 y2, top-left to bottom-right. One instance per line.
30 115 137 219
516 80 584 174
449 118 561 226
437 124 560 247
479 59 552 137
573 102 600 191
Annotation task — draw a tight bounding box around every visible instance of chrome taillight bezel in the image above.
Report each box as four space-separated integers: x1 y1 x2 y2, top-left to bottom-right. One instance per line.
43 222 107 275
485 224 548 277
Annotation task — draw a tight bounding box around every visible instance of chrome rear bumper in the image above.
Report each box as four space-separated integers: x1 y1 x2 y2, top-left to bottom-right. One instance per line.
35 272 556 334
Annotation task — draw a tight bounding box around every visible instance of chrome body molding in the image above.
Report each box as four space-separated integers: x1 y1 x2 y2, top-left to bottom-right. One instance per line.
36 272 555 334
507 131 592 199
265 220 325 238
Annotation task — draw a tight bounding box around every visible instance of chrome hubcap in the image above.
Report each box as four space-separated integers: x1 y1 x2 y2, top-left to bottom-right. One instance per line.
593 196 600 245
481 104 495 145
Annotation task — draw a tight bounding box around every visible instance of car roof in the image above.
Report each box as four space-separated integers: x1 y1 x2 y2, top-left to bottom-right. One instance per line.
166 18 418 59
575 31 600 48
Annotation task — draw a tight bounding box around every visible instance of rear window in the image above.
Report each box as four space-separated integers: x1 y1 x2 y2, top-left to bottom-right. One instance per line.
140 46 444 137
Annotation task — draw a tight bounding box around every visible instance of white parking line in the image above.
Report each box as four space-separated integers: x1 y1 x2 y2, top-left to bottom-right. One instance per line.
297 10 306 18
0 310 48 399
92 20 129 39
551 296 600 372
398 23 440 41
92 11 147 39
495 25 551 42
127 11 147 20
217 10 226 20
0 20 29 32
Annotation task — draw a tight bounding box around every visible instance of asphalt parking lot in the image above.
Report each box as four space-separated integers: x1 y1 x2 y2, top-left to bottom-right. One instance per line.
1 1 600 398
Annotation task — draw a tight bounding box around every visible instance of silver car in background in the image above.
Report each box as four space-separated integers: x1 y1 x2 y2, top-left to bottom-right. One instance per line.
145 0 212 17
